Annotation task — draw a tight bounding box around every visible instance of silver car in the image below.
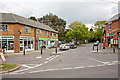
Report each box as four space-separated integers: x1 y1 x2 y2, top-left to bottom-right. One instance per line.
59 44 70 50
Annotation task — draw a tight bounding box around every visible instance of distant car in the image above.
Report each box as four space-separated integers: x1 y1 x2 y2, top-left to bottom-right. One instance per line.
93 42 98 46
70 44 77 49
59 44 70 50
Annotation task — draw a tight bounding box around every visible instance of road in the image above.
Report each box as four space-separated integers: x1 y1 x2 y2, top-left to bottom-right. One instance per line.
2 44 118 78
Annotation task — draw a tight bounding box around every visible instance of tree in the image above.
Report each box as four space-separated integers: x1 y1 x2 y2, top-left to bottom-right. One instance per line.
94 20 107 41
65 21 89 43
28 16 37 22
38 13 66 41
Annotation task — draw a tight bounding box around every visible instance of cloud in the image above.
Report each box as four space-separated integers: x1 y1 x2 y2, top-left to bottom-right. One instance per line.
0 0 119 29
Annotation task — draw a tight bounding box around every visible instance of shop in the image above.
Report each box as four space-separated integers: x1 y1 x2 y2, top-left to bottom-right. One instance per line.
106 32 118 47
20 36 34 52
38 37 58 49
0 36 14 52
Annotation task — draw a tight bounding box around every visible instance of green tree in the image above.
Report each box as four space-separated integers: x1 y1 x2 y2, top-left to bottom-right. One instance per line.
28 16 37 21
65 21 89 43
94 20 107 41
38 13 66 41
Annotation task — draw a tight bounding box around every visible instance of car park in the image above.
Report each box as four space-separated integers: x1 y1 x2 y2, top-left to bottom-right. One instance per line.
59 44 70 50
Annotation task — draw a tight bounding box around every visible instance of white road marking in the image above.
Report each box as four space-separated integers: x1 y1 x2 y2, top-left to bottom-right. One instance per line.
73 66 85 69
61 68 73 70
11 55 60 73
89 58 109 64
29 69 59 73
21 64 33 68
36 56 42 59
87 65 96 68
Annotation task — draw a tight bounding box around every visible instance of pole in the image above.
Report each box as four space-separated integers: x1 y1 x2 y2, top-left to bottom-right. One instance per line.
23 46 25 55
97 46 98 52
41 48 42 55
93 45 94 50
56 47 57 53
113 47 115 53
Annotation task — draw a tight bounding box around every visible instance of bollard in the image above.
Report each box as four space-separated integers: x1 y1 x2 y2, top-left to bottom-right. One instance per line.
113 47 115 53
23 46 25 55
97 46 98 52
93 46 94 50
56 47 57 53
41 48 42 55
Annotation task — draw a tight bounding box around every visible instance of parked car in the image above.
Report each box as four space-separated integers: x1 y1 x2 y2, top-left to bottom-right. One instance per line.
70 44 77 49
59 44 70 50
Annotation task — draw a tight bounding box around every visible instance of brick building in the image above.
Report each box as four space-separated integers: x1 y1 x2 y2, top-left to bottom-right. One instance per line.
105 13 120 47
0 13 58 53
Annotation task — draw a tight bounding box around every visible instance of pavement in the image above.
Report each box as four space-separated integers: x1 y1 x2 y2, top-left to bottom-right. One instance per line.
1 44 119 78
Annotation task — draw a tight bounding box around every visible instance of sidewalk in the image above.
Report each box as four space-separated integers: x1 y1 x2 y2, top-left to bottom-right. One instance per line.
90 43 119 54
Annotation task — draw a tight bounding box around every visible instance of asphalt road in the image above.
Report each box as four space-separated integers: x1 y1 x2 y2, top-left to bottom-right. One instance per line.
2 44 118 78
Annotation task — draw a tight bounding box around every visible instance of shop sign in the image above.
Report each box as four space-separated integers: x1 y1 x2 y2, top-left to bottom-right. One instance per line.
39 37 58 41
109 33 115 36
0 36 14 39
20 36 34 39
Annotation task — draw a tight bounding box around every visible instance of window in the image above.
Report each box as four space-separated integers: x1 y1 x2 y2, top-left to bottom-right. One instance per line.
37 29 41 35
24 26 31 33
54 33 57 37
50 32 53 36
108 23 111 31
44 31 48 36
0 24 8 31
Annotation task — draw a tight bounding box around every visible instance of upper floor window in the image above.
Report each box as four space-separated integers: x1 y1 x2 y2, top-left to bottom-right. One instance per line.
24 26 31 33
54 33 57 37
44 31 48 36
108 23 111 31
0 24 8 31
50 32 53 36
37 29 41 35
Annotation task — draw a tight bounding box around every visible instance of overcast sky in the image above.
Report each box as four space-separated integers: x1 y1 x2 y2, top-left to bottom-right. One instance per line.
0 0 119 29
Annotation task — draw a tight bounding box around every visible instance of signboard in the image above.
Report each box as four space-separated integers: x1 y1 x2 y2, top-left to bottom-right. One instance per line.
0 53 6 63
20 36 34 39
0 36 14 39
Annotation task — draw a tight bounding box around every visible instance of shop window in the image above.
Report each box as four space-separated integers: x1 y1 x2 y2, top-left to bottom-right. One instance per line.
54 33 57 37
44 31 48 36
108 24 111 31
8 40 14 50
37 29 41 35
0 24 8 31
24 26 31 33
50 32 53 36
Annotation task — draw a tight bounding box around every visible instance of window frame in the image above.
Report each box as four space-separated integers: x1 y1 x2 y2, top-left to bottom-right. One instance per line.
50 32 53 37
24 26 31 33
54 33 57 37
44 31 48 36
0 24 8 31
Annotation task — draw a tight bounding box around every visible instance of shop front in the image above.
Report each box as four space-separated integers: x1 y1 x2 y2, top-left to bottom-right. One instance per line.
20 36 34 52
38 37 58 49
106 32 118 47
0 36 14 52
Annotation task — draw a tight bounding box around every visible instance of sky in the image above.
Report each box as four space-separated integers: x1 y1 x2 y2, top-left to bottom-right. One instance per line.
0 0 119 29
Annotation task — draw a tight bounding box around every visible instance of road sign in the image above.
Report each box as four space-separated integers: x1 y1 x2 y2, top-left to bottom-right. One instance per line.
0 53 6 63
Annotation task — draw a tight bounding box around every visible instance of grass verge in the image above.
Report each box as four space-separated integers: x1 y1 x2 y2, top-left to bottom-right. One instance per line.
0 64 19 72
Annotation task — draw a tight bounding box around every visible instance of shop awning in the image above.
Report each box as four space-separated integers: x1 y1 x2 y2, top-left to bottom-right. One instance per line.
39 38 58 41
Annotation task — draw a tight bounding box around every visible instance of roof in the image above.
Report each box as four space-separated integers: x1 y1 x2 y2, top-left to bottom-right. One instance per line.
0 13 58 33
107 13 120 23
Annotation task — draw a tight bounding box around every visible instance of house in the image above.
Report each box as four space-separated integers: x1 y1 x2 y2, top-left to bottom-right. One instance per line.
0 13 58 53
105 13 120 47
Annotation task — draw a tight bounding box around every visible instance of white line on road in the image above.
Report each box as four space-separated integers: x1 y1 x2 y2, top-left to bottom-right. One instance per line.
89 58 109 64
61 68 73 70
73 66 86 69
36 56 42 59
21 64 33 68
